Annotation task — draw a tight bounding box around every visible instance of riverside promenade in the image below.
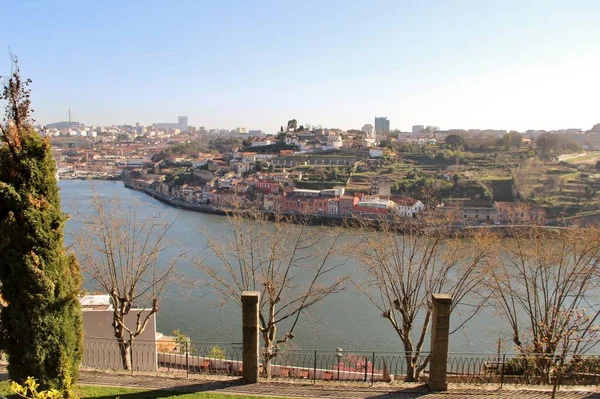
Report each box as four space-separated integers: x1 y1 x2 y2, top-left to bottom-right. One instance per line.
2 367 594 399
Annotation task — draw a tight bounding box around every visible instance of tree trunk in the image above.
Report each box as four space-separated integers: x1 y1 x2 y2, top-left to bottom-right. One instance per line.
118 340 132 370
404 354 420 382
262 351 273 380
262 331 275 380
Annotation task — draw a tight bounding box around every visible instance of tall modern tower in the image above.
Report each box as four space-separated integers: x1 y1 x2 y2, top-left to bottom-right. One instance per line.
178 116 189 132
375 117 390 134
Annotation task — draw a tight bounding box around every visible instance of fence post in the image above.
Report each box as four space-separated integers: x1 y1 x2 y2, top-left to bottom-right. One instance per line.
186 342 189 378
500 354 505 388
371 352 375 385
313 350 317 384
242 291 260 384
428 293 452 391
364 356 368 382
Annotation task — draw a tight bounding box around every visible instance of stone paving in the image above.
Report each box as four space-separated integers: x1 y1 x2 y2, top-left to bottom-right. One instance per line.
75 369 600 399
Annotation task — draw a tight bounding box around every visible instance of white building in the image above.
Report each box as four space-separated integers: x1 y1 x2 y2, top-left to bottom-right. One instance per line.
234 161 254 174
251 138 273 147
394 199 425 218
322 135 343 151
285 135 299 145
412 125 425 134
327 198 339 215
369 148 384 157
362 124 375 139
80 294 157 372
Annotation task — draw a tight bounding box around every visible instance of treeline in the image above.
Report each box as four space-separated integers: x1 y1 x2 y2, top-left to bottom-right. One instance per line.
151 137 244 161
536 133 582 158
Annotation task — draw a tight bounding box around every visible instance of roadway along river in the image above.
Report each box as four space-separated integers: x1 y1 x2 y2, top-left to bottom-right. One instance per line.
60 179 505 354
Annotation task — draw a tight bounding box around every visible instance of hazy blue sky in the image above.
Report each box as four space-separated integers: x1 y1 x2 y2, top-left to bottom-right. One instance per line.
2 0 599 132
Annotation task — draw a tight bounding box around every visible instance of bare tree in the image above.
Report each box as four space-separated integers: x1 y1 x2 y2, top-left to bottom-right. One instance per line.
486 227 600 386
195 211 348 378
352 216 496 381
72 193 181 370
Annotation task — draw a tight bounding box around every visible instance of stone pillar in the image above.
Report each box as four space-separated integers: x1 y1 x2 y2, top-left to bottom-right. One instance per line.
428 293 452 391
242 291 260 384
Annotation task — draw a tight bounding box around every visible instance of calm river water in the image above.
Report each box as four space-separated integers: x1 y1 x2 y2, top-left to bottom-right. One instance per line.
60 179 505 353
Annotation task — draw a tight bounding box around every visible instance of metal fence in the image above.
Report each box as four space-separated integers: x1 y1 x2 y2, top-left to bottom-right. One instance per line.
257 349 430 383
447 353 600 386
80 339 600 386
83 338 243 377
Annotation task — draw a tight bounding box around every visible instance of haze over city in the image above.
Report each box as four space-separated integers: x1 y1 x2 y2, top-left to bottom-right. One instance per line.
2 0 600 132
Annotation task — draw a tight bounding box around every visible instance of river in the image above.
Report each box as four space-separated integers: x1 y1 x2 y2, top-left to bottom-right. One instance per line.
60 179 506 353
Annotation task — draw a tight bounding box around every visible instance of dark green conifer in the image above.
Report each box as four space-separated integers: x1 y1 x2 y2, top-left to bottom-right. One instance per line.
0 57 83 389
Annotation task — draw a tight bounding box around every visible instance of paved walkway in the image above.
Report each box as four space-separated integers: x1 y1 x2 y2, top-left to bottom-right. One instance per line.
76 369 600 399
2 367 599 398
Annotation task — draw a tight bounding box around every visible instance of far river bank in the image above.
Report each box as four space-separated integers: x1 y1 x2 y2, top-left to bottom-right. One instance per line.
61 179 510 353
123 179 569 237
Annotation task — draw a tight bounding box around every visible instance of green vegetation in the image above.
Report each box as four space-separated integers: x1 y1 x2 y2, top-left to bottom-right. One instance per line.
208 346 226 360
152 138 245 162
0 381 297 399
241 142 298 153
445 134 465 149
536 133 582 159
0 59 83 389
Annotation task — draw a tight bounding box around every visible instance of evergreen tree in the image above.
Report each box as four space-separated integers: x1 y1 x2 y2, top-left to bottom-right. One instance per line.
0 57 83 390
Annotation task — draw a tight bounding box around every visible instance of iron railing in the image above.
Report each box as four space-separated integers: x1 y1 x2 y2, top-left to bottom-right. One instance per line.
83 338 243 376
79 339 600 386
447 353 600 386
257 348 431 383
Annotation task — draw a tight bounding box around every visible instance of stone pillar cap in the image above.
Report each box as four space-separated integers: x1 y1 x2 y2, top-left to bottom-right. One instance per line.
432 293 452 303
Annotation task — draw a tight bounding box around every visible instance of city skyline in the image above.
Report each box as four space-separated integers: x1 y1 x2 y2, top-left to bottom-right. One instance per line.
2 1 600 133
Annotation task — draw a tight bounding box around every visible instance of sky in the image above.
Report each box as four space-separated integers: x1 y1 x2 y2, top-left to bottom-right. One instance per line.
1 0 600 133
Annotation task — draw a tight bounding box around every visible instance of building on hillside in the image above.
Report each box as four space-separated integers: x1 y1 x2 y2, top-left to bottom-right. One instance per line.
327 198 340 215
371 177 392 196
282 194 315 214
369 148 384 158
320 188 345 197
290 188 321 197
412 125 424 134
322 135 343 150
439 201 498 223
338 195 359 215
262 193 283 211
393 198 425 218
251 138 273 147
493 202 546 224
241 152 257 162
313 197 329 215
254 180 280 194
353 197 395 216
362 124 376 139
157 182 171 197
233 161 254 175
209 190 247 208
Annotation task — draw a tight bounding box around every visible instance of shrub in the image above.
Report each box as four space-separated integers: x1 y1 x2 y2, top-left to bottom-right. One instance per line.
11 375 78 399
503 356 537 376
209 346 226 359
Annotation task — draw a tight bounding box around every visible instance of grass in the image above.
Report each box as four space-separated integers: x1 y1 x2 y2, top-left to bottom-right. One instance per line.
0 381 293 399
